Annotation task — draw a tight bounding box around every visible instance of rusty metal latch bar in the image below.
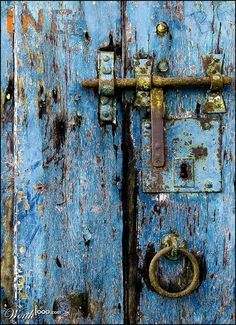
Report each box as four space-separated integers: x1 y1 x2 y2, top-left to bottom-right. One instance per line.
150 89 165 167
82 75 231 89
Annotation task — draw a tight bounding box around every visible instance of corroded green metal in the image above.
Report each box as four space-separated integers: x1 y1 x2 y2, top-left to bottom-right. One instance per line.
160 233 187 261
134 58 153 107
98 51 116 124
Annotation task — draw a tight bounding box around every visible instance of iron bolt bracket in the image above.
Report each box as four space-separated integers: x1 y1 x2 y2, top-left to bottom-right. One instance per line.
98 51 116 125
134 58 153 107
160 233 187 261
203 54 226 113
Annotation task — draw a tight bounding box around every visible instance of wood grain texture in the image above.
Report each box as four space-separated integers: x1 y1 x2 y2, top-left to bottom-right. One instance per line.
1 1 235 324
125 1 235 324
1 1 15 314
3 1 123 323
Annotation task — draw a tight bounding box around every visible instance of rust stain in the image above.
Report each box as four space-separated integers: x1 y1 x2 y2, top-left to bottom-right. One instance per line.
38 204 44 217
151 89 165 167
34 183 49 193
18 77 27 105
182 305 187 319
21 36 44 73
222 236 228 268
52 9 72 16
22 34 35 68
36 50 44 74
191 146 208 160
174 1 184 22
53 111 67 153
200 118 213 130
164 1 172 12
7 8 14 35
53 58 59 74
21 9 43 32
204 101 215 113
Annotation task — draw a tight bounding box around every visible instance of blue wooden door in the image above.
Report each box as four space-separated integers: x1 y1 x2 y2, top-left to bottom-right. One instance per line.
123 1 235 324
1 1 235 324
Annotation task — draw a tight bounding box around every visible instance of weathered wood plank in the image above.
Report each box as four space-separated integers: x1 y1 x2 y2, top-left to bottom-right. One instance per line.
10 1 123 323
125 1 235 324
1 1 15 316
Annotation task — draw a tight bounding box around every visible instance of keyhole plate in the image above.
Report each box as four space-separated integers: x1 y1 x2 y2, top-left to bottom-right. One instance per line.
142 117 222 193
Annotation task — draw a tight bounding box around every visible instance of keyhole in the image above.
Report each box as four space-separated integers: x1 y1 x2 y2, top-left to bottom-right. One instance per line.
180 163 188 179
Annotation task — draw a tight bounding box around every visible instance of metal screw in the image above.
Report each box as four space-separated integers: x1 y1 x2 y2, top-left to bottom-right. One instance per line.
103 55 110 62
74 94 81 102
102 111 110 118
102 67 112 74
205 181 213 189
141 92 147 97
158 59 169 73
156 22 168 36
145 123 151 129
100 96 110 105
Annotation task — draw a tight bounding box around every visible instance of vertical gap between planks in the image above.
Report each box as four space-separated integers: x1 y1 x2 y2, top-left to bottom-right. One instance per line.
121 1 140 324
13 2 19 306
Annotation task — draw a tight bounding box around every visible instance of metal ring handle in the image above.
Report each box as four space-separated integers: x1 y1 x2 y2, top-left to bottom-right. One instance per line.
149 246 200 298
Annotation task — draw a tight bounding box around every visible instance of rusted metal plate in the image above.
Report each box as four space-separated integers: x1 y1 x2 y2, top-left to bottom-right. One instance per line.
142 118 222 192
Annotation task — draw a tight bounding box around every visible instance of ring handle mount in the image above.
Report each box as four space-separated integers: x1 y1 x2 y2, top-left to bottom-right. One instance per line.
160 233 187 261
149 243 200 298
